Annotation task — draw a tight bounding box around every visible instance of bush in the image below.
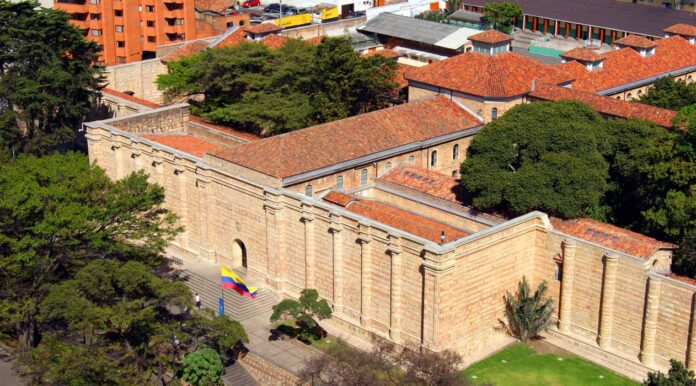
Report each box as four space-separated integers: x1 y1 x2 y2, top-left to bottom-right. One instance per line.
502 276 554 342
181 348 224 386
643 359 696 386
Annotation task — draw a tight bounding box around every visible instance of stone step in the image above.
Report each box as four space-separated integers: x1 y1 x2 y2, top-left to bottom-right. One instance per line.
224 362 259 386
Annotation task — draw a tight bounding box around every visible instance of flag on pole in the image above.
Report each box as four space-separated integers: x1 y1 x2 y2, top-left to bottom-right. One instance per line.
221 265 258 298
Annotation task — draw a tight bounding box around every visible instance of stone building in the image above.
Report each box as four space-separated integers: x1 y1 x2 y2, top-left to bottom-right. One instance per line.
86 92 696 381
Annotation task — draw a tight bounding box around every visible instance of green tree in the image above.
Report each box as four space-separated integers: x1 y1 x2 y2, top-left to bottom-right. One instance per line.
157 37 397 137
643 359 696 386
415 10 448 22
0 153 179 349
181 347 224 386
502 276 554 342
638 77 696 110
483 2 522 33
0 0 103 155
460 101 609 219
673 231 696 279
190 308 248 362
270 289 332 340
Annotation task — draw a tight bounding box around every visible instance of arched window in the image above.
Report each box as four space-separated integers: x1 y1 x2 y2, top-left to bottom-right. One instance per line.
430 150 438 167
408 155 415 164
360 169 368 185
626 93 632 100
453 144 459 160
384 162 392 171
336 176 343 191
451 170 458 177
491 108 498 121
305 184 312 197
554 261 563 281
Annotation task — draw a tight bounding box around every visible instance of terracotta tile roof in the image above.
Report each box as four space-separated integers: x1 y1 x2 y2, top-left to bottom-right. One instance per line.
664 23 696 37
560 47 604 62
468 29 513 44
304 36 323 45
665 273 696 286
528 83 677 127
195 0 233 13
242 23 282 34
140 134 224 157
615 34 657 49
261 34 287 49
322 191 469 243
557 36 696 93
161 41 209 63
213 27 247 48
101 88 162 109
210 97 482 179
362 48 401 59
188 115 261 141
394 64 410 89
405 52 574 98
380 166 462 202
550 217 675 259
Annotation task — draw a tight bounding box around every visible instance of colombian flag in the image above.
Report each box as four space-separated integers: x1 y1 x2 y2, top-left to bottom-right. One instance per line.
221 265 258 299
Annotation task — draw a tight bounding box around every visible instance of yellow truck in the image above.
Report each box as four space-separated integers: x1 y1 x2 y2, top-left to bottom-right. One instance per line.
312 4 339 23
274 13 312 28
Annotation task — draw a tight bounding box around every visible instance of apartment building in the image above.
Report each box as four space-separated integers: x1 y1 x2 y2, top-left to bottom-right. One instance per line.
55 0 197 65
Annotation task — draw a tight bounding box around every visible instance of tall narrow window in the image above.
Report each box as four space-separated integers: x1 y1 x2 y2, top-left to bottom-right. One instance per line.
554 261 563 281
492 108 498 121
408 155 415 164
453 144 459 160
430 150 438 167
305 185 312 197
336 176 343 191
360 169 368 185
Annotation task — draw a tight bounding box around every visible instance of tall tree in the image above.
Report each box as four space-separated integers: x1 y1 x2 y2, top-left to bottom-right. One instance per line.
0 0 103 155
157 37 397 137
460 101 609 219
483 2 522 33
0 153 179 349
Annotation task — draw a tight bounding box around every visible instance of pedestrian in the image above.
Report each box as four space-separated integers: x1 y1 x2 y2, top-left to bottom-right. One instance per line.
195 293 201 309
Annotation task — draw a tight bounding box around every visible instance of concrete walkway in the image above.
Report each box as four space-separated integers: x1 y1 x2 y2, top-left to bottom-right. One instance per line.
0 344 23 386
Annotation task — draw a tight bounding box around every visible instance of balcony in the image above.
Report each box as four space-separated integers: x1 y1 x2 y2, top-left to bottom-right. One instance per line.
54 0 88 13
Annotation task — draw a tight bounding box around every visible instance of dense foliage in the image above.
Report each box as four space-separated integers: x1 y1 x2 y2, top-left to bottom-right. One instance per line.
461 101 609 219
461 101 696 276
0 0 103 155
0 153 247 384
638 77 696 110
483 2 522 33
415 10 448 22
502 277 554 342
181 348 225 386
643 359 696 386
270 289 331 340
157 37 398 137
301 339 479 386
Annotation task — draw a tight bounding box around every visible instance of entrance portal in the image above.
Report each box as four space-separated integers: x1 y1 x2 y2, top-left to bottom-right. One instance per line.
231 240 247 270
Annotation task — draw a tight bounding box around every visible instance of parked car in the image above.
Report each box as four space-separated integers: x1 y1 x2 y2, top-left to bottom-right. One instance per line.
242 0 260 8
263 3 280 12
282 6 298 15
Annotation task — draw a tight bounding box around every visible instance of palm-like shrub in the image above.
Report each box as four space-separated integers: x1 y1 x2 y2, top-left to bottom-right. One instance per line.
502 276 554 342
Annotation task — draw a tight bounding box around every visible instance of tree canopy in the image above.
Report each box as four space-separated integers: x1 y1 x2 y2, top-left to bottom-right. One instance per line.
637 77 696 110
460 101 609 219
156 37 398 137
0 0 103 155
483 2 522 33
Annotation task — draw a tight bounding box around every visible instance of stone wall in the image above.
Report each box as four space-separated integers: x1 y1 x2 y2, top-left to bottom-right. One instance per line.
102 104 190 133
103 59 169 104
280 17 367 40
239 352 307 386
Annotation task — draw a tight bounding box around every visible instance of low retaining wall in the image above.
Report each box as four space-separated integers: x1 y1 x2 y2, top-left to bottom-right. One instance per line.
239 352 308 386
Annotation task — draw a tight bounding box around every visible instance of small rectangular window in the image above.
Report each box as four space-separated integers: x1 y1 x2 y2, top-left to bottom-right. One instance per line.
117 40 125 47
115 25 124 32
145 5 154 11
174 18 184 25
90 13 101 20
114 9 123 16
89 0 99 4
360 169 368 185
147 20 155 27
91 29 102 36
116 56 126 63
147 36 156 42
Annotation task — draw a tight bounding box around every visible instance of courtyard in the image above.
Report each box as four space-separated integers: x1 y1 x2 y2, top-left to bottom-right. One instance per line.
462 342 638 386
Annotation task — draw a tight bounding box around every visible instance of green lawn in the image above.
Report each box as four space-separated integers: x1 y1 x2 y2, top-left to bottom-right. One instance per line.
462 343 638 386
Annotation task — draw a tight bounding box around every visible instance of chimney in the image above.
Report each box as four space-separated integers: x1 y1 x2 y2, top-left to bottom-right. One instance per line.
440 231 446 244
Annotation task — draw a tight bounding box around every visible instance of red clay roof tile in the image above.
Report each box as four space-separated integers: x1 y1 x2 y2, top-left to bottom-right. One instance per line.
560 47 604 62
260 34 287 49
362 48 401 59
528 83 677 127
195 0 234 13
665 273 696 286
468 29 513 44
615 34 658 49
242 23 282 34
140 134 224 157
188 115 261 141
210 97 482 179
557 36 696 93
322 191 469 243
664 23 696 37
214 27 247 48
101 88 162 109
380 166 462 202
405 52 574 98
161 41 209 63
550 217 675 259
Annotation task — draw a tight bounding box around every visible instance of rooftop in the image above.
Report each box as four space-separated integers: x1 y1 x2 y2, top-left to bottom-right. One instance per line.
550 217 675 259
461 0 696 38
615 34 657 49
194 0 233 13
242 23 283 35
210 97 482 180
664 23 696 37
357 13 474 50
101 88 162 109
405 52 574 98
528 83 677 128
260 34 288 49
557 35 696 93
140 134 224 157
560 47 605 62
161 40 209 63
362 48 401 59
467 29 513 44
323 191 470 243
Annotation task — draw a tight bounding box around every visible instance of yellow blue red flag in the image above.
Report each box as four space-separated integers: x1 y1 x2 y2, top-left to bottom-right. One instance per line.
221 265 258 299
